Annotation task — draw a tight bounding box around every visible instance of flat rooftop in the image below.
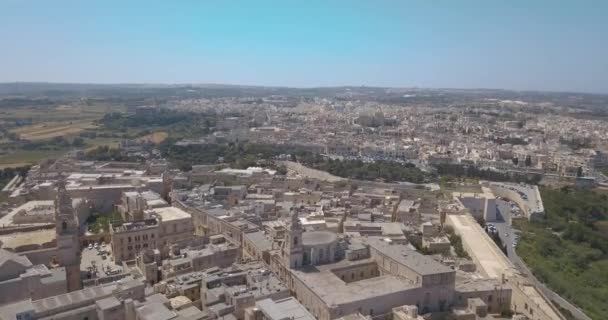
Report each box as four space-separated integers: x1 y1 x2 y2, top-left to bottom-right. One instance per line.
455 275 510 293
152 206 191 221
0 229 56 249
447 214 515 279
114 219 158 232
0 200 55 226
256 297 316 320
243 231 273 251
363 237 454 276
291 258 417 306
302 231 337 246
453 188 495 199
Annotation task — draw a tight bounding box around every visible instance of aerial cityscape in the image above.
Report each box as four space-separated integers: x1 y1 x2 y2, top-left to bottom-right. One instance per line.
1 2 607 320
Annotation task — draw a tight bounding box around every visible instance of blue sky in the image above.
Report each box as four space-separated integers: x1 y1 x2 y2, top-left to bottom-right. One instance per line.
1 0 607 93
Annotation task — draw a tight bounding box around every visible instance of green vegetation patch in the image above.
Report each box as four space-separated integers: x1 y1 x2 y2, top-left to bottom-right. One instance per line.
305 157 429 183
162 142 430 183
435 163 542 184
86 211 124 234
0 166 30 190
515 187 608 319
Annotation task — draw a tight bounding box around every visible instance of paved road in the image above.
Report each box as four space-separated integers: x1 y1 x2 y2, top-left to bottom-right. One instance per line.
492 200 592 320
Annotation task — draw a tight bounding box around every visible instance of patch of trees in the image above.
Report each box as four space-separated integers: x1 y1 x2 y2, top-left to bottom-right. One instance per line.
102 110 216 129
20 136 84 151
0 166 30 190
84 146 142 162
514 187 608 319
100 110 217 138
303 158 429 183
161 141 429 183
160 142 305 172
444 226 469 258
559 137 593 150
435 164 541 184
491 136 528 145
0 98 54 109
86 211 123 234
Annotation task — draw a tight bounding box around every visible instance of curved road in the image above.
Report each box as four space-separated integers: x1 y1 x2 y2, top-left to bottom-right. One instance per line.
493 200 592 320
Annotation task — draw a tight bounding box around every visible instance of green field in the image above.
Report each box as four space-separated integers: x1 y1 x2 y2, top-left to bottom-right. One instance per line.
0 150 67 167
0 103 126 167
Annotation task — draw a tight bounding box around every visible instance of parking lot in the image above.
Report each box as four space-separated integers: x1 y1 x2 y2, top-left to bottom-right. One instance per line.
80 242 123 279
487 199 521 257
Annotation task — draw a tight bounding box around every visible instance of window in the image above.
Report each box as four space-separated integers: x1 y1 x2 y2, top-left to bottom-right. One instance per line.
128 237 132 243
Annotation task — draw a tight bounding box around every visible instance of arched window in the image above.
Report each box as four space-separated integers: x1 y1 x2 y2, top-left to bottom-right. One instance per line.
62 221 67 231
293 236 298 246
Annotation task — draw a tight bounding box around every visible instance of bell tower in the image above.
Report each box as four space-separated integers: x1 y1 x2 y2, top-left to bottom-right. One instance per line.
282 208 303 269
54 178 82 291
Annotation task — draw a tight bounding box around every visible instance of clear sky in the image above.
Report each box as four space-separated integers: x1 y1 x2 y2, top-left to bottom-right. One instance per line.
1 0 607 93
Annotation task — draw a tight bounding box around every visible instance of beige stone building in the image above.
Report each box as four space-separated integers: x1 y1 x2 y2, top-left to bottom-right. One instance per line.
244 297 315 320
270 212 456 320
52 180 82 292
117 190 168 221
110 206 194 263
0 249 68 306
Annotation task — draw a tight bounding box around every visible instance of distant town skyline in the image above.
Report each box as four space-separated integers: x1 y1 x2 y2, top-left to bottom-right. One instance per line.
1 0 607 93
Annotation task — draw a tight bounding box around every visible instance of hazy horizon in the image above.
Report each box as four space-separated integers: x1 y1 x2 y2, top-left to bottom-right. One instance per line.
3 81 608 96
2 1 607 93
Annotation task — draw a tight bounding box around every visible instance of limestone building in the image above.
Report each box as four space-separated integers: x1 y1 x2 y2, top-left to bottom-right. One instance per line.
111 218 160 263
110 206 194 263
0 249 67 305
270 212 456 320
53 179 82 292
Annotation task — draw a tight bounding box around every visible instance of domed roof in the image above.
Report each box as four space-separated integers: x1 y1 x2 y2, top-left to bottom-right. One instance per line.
302 231 338 246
